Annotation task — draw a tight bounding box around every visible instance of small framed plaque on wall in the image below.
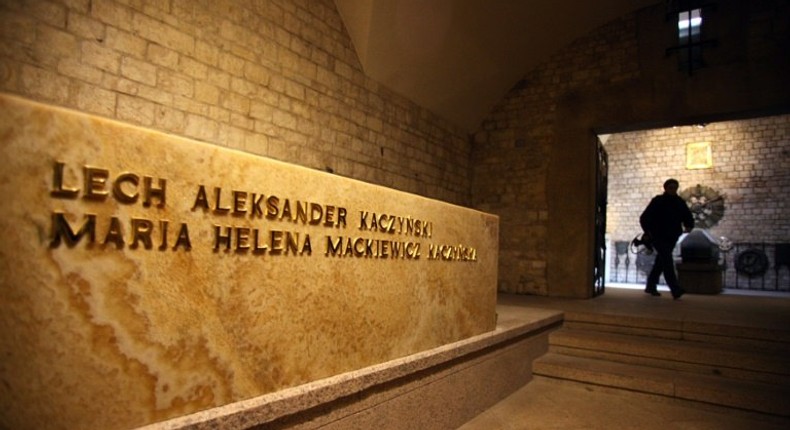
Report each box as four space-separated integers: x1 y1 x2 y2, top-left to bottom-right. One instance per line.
686 141 712 169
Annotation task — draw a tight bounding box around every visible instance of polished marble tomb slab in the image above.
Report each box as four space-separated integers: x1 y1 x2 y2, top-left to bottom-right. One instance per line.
0 94 498 429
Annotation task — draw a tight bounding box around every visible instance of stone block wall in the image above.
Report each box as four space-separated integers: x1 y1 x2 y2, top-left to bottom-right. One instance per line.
0 0 471 205
606 115 790 244
472 13 641 295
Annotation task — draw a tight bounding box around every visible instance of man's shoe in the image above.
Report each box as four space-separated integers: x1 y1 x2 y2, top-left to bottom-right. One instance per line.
673 289 686 300
644 289 661 297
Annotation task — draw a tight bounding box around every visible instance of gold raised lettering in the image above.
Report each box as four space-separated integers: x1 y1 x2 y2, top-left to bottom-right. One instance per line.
50 212 96 247
295 201 308 224
326 235 342 256
270 230 284 254
266 195 280 219
232 190 247 216
113 173 140 204
253 229 268 253
130 218 154 249
309 203 323 225
214 225 232 250
51 161 79 199
359 211 369 230
213 187 230 213
173 223 191 251
250 193 264 218
104 216 125 249
324 205 335 227
83 166 110 201
192 185 209 211
143 176 166 208
280 200 293 222
236 226 250 251
158 220 168 250
301 234 312 255
284 232 299 255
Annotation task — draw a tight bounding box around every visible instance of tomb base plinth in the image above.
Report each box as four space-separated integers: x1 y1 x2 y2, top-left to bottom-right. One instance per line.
677 262 724 294
139 309 563 430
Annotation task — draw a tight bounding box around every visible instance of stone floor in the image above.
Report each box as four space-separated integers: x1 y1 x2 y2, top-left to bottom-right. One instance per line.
458 287 790 430
458 376 790 430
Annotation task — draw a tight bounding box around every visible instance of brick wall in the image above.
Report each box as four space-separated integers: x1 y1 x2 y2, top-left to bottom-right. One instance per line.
606 115 790 244
0 0 471 205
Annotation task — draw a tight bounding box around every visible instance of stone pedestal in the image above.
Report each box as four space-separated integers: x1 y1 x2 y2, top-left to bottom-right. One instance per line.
146 309 563 430
676 262 724 294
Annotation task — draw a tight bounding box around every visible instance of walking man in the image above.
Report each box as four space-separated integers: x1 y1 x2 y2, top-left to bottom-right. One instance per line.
639 179 695 299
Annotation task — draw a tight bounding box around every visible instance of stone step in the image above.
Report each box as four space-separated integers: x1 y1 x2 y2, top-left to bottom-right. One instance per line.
548 328 790 385
533 353 790 417
561 311 790 351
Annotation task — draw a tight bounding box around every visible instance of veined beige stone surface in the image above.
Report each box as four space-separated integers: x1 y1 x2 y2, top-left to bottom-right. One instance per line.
0 94 498 430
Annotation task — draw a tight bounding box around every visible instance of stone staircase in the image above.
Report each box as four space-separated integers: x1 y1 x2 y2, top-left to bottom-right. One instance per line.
532 310 790 417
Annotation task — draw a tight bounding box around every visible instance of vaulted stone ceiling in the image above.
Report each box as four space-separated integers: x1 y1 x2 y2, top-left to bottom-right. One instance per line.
334 0 658 131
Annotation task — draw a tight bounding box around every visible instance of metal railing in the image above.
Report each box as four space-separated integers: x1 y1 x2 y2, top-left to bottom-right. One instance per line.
608 240 790 292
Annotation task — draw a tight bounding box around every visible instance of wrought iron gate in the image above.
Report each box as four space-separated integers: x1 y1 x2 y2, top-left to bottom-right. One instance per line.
593 139 608 297
608 241 790 292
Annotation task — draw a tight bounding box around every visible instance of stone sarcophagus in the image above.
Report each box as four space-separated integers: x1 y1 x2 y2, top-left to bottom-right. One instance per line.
677 229 723 294
0 94 498 430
